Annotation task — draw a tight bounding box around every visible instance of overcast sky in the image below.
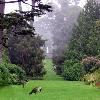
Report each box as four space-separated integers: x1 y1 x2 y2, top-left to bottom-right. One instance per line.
5 0 31 13
5 0 87 13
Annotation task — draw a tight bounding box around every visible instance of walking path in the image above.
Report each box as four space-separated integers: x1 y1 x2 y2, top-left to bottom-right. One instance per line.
43 59 63 81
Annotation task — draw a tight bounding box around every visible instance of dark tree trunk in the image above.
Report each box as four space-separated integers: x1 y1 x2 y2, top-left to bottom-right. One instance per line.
30 0 35 26
0 0 5 62
18 1 22 11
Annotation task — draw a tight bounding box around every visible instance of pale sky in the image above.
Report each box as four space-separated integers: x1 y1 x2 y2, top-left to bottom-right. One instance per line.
5 0 32 13
78 0 87 7
5 0 87 13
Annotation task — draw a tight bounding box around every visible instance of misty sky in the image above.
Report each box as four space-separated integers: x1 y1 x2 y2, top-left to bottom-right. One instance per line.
5 0 87 13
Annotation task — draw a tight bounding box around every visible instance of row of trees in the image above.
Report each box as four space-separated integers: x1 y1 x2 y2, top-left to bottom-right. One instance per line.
0 0 52 85
53 0 100 82
52 0 81 74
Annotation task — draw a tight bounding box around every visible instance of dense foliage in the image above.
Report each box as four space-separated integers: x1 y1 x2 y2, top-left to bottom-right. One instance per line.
8 35 46 78
51 1 81 75
82 56 100 73
62 60 85 81
0 62 26 85
53 0 100 81
0 0 52 80
66 0 100 58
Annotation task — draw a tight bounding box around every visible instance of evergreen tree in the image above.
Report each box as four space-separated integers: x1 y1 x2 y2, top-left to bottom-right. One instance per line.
60 0 100 80
66 0 100 60
51 0 81 74
8 35 46 78
0 0 52 78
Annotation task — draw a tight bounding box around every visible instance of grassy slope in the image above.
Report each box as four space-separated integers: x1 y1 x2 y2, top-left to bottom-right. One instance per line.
0 59 100 100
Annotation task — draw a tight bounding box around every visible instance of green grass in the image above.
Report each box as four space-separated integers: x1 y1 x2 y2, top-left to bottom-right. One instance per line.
0 59 100 100
43 59 63 80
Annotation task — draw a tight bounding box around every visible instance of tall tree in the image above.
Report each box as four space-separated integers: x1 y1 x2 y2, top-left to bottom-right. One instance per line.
0 0 52 61
51 0 81 74
52 0 100 75
63 0 100 61
0 0 5 62
0 0 52 78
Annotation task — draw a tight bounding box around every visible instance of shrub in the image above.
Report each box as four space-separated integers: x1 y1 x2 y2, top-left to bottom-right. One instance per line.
81 56 100 73
93 69 100 83
82 73 97 85
62 60 85 81
0 62 26 85
2 49 10 63
0 65 12 85
82 68 100 85
52 55 65 75
55 65 63 75
52 50 84 75
6 63 26 81
31 64 46 79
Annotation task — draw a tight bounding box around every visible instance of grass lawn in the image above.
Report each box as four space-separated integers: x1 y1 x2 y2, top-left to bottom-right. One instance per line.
0 59 100 100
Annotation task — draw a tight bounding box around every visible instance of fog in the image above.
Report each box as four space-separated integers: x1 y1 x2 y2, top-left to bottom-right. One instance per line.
34 0 83 58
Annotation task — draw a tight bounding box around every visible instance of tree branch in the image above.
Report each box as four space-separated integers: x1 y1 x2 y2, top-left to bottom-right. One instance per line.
0 0 23 4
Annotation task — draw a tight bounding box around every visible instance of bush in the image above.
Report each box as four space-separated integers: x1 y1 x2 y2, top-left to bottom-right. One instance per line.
31 64 46 79
2 49 10 63
83 73 97 85
52 55 65 75
0 62 26 85
81 56 100 73
62 60 85 81
94 69 100 82
82 73 97 85
82 68 100 85
6 63 26 81
55 65 63 75
0 65 11 85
